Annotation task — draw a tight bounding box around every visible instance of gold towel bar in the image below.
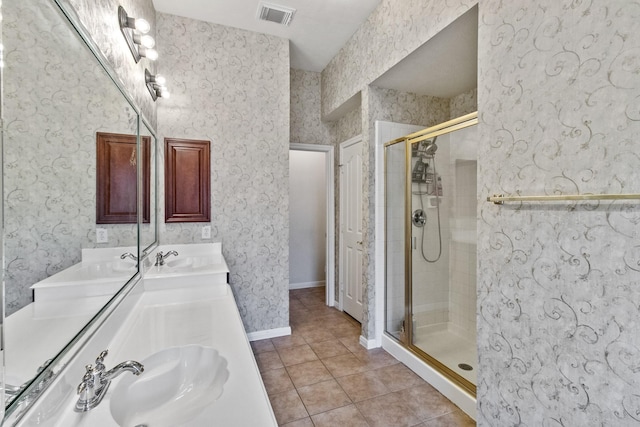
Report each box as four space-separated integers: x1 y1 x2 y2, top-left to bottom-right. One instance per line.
487 193 640 205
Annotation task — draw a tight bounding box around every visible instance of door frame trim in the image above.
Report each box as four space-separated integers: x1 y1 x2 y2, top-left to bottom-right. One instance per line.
290 143 336 307
338 135 363 314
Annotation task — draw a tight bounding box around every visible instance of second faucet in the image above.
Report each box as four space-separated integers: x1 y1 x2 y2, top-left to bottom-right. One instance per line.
155 250 178 266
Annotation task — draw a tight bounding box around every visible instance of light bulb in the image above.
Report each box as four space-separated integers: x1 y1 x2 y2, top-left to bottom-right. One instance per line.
155 74 166 86
139 47 158 61
133 34 155 49
139 34 155 49
134 18 150 34
158 88 170 99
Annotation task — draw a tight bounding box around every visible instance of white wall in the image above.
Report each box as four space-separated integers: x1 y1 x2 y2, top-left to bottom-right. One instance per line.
289 150 327 288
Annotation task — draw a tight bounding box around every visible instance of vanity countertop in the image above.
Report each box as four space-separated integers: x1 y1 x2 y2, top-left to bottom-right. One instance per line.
22 280 277 427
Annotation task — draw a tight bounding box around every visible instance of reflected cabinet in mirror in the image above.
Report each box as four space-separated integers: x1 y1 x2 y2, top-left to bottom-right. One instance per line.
2 0 157 414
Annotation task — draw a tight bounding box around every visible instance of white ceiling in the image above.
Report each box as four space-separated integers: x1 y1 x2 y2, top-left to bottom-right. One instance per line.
152 0 382 72
372 5 478 98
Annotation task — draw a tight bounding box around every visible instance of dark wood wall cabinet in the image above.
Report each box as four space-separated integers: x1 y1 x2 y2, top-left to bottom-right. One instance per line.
96 132 150 224
164 138 211 223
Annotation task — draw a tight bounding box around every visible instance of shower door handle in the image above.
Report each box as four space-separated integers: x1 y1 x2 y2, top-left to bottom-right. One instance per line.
413 237 416 249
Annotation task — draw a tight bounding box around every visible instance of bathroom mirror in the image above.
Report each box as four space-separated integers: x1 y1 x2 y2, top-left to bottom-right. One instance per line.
2 0 154 412
140 120 158 253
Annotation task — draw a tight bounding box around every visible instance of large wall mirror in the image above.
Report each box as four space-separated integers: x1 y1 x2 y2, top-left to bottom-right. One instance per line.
2 0 157 415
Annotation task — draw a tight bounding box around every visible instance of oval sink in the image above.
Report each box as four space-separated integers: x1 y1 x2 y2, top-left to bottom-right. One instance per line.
110 345 229 427
165 257 193 269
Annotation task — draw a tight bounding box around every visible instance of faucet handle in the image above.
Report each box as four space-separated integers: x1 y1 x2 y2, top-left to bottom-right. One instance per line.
78 365 94 395
94 350 108 372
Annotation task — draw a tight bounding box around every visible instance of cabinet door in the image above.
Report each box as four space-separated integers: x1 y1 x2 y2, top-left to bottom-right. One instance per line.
164 138 211 223
96 132 150 224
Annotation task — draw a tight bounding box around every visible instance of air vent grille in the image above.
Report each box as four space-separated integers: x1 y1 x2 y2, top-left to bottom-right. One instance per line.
257 2 296 26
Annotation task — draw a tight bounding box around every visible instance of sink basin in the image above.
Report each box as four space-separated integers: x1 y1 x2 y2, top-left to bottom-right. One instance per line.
165 257 193 269
110 345 229 427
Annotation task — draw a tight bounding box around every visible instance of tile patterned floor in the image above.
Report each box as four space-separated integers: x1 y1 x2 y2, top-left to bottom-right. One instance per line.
252 287 476 427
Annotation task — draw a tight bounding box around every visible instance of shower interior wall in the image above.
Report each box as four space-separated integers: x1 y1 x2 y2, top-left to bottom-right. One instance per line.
411 126 477 344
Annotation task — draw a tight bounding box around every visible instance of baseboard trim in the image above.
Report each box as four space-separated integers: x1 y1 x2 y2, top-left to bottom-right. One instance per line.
289 281 325 290
359 335 380 350
247 326 291 342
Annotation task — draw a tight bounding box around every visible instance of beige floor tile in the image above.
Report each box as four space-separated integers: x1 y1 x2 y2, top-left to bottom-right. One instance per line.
272 333 307 350
269 389 309 425
395 384 458 421
417 409 476 426
297 379 352 415
356 393 421 427
332 324 362 339
261 367 295 396
261 289 473 427
311 404 370 427
278 344 319 366
251 338 275 354
286 360 333 388
300 327 335 344
308 339 351 360
256 350 284 372
354 347 400 369
322 353 369 377
336 370 391 402
371 363 425 392
281 417 315 427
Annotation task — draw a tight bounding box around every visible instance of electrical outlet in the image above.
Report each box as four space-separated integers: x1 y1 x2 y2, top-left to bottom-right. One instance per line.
202 225 211 239
96 228 108 243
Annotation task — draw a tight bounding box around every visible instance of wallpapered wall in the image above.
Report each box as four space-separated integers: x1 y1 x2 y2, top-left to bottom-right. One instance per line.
450 88 477 119
3 0 139 313
477 0 640 424
156 13 290 333
68 0 157 129
290 69 331 145
321 0 476 117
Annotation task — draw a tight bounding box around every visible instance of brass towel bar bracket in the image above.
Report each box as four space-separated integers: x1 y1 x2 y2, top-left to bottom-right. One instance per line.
487 193 640 205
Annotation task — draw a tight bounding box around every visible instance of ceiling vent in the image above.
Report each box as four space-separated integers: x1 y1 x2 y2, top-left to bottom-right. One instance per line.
257 2 296 26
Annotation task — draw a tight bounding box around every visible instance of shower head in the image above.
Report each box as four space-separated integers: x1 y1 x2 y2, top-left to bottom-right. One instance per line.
423 137 438 157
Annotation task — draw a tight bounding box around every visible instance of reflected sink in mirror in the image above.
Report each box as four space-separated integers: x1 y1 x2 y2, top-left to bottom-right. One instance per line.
110 345 229 427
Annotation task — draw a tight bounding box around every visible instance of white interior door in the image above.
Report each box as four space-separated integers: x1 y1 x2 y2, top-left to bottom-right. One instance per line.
340 137 363 321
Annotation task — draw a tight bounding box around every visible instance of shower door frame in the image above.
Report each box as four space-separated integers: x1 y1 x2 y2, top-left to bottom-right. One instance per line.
384 112 478 397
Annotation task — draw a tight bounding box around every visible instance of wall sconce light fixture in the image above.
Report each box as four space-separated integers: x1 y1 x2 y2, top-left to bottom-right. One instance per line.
119 6 157 63
145 69 170 101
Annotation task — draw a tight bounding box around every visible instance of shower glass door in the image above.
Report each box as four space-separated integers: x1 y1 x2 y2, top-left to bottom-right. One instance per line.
384 139 406 342
408 118 478 394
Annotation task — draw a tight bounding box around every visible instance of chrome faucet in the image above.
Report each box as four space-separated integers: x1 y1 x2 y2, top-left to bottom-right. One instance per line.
120 252 138 261
155 250 178 266
75 350 143 412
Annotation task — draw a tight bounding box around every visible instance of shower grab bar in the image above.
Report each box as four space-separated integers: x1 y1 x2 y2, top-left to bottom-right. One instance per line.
487 193 640 205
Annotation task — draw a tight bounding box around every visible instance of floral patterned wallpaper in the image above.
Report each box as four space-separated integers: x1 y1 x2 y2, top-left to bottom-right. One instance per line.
3 0 139 313
290 69 331 145
321 0 476 117
68 0 157 129
156 13 290 333
477 0 640 424
450 88 477 119
330 105 363 146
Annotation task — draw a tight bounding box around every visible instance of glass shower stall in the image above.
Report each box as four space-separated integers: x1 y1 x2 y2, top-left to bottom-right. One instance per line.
384 112 478 395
